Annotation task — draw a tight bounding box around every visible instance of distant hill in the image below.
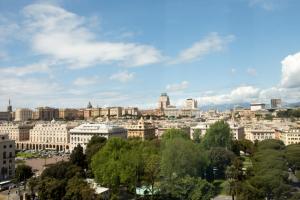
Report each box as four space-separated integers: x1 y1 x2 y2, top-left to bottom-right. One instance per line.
200 102 251 111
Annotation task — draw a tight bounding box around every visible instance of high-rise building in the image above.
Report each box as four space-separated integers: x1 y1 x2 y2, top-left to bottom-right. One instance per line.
185 98 198 109
271 99 282 109
15 108 33 121
0 134 15 181
158 93 170 110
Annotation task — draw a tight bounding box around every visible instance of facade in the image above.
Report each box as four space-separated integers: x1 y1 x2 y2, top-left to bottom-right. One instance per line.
17 122 72 151
0 134 15 181
158 93 170 110
33 107 59 120
109 107 122 118
122 107 139 117
271 99 282 109
279 129 300 145
250 103 266 111
185 98 198 109
69 123 127 151
126 117 155 140
0 123 33 141
15 108 33 121
59 108 81 120
248 128 275 142
0 112 11 121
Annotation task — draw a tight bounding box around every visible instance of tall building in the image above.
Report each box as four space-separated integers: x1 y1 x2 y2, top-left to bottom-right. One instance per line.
7 99 12 113
126 117 155 140
271 99 282 109
59 108 80 120
69 123 127 151
185 98 198 109
15 108 33 121
0 134 15 181
158 93 170 110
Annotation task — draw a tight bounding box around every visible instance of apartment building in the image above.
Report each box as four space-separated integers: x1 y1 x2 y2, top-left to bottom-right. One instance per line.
126 117 155 140
0 123 33 141
0 134 15 181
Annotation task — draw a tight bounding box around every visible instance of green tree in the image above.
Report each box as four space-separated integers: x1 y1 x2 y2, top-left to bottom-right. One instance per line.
70 144 86 169
85 136 107 165
160 138 204 180
162 176 215 200
63 177 97 200
193 129 201 143
143 154 160 199
41 161 83 180
201 120 233 150
285 144 300 172
92 138 129 193
15 164 33 182
161 128 189 141
37 177 66 200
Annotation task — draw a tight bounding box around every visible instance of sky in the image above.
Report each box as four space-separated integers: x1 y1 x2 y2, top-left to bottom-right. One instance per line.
1 0 300 110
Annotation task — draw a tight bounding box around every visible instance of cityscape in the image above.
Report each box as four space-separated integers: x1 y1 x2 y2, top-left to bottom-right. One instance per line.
1 0 300 200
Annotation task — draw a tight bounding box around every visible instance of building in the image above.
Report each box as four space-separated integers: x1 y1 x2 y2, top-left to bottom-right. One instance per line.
0 123 33 141
228 122 245 140
185 98 198 109
16 121 73 151
69 123 127 151
15 108 33 121
0 134 15 181
0 112 11 121
122 107 139 117
248 128 275 142
271 99 282 109
126 117 155 140
59 108 81 120
158 93 170 110
33 107 59 121
250 103 266 111
109 107 122 118
279 129 300 145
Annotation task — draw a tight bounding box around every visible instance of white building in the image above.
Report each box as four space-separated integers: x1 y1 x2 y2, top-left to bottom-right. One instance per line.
185 98 198 109
158 93 170 110
0 134 15 181
250 103 266 111
280 129 300 145
248 128 275 142
15 108 33 121
69 123 127 151
25 121 72 151
0 123 32 141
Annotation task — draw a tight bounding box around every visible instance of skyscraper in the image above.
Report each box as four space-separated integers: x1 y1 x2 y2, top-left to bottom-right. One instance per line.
158 93 170 110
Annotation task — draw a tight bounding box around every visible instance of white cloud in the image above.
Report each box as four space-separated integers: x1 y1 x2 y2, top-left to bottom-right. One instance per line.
196 86 260 105
281 52 300 88
110 71 135 83
246 67 257 76
0 62 50 76
22 3 163 68
166 81 189 92
73 76 99 86
171 32 234 64
231 68 236 74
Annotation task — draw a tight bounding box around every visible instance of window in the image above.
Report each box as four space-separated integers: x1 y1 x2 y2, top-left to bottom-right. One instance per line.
3 152 6 159
9 144 12 148
3 145 6 149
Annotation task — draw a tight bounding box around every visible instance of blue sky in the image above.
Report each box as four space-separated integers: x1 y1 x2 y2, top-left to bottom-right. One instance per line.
1 0 300 109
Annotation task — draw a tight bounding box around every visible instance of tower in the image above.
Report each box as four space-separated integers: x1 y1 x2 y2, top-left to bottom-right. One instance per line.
7 99 12 112
158 93 170 110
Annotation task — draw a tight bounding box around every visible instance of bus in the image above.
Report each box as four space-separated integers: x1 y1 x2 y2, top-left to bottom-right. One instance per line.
0 180 13 191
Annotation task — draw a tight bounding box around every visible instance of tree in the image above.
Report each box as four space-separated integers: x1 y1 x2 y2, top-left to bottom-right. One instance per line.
162 176 215 200
207 147 235 179
285 144 300 172
86 136 106 162
92 138 129 193
193 129 201 143
143 154 160 199
161 128 189 141
63 177 97 200
201 120 233 150
225 158 244 200
41 161 83 180
37 177 66 200
160 138 205 180
15 164 33 182
70 144 86 169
